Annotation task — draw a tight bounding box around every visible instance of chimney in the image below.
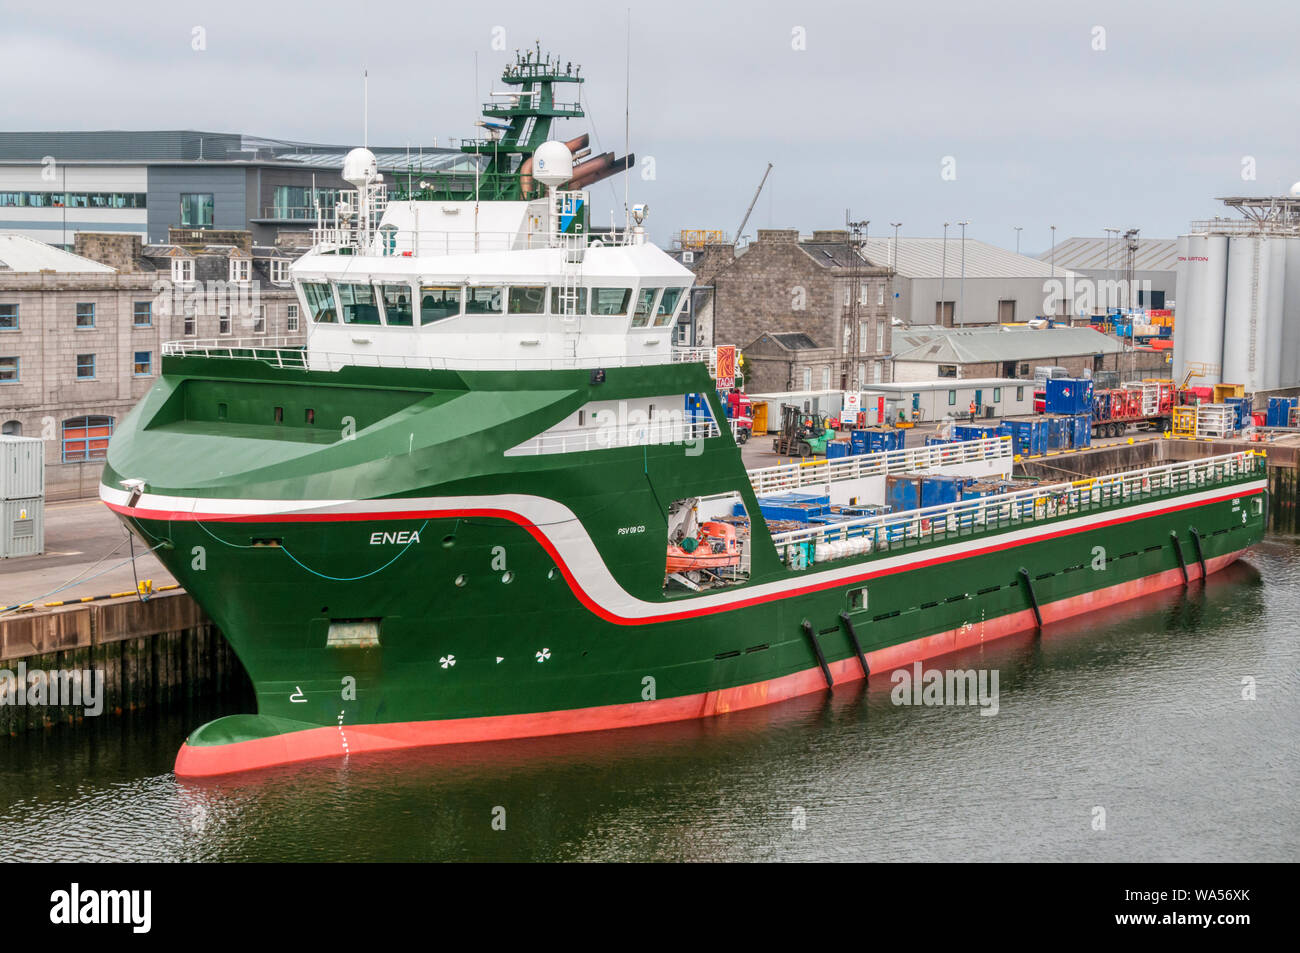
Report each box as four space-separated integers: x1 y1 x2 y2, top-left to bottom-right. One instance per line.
810 229 850 243
73 233 143 273
756 228 800 244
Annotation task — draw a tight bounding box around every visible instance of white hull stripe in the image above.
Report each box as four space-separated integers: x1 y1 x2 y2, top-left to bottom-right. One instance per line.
101 480 1267 623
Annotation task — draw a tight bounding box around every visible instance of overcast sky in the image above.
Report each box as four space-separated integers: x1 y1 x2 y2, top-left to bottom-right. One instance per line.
3 0 1297 250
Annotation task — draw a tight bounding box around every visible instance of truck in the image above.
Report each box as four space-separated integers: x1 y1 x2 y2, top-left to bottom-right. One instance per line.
1041 377 1173 438
720 389 753 444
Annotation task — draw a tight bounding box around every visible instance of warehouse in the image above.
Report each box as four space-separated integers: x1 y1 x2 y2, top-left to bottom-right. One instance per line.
859 379 1034 424
858 236 1077 327
890 325 1142 381
1040 236 1178 313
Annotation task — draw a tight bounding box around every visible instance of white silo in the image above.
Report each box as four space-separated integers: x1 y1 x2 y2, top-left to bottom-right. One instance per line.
1262 237 1287 389
1177 233 1228 385
1223 234 1275 392
1283 237 1300 388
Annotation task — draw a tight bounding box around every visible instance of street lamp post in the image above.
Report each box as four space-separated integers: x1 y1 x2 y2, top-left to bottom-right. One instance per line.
958 220 970 326
939 222 949 326
1013 225 1022 255
890 222 901 270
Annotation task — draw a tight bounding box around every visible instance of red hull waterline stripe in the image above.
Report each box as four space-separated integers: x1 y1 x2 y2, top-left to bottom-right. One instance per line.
173 549 1246 778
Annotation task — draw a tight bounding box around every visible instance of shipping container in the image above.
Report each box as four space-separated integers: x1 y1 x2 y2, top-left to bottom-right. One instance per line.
1224 396 1253 431
885 474 924 513
1044 378 1094 416
861 427 904 453
827 439 852 459
0 435 44 500
1071 413 1092 448
1 496 44 558
1043 415 1071 450
849 429 869 453
1267 396 1298 427
920 474 965 508
999 418 1048 456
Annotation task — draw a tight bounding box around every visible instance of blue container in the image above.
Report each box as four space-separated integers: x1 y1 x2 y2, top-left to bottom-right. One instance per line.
1224 396 1252 431
684 392 710 423
864 428 904 453
1045 378 1094 416
921 474 964 508
849 429 869 453
1071 413 1092 448
953 423 1001 442
999 418 1048 456
1267 396 1298 427
826 439 852 460
885 474 923 513
1043 415 1070 451
1093 391 1112 420
924 435 953 447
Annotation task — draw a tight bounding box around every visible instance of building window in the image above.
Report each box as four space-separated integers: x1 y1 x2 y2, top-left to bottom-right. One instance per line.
802 367 812 391
938 364 957 378
218 310 231 335
993 387 1002 403
270 260 290 283
180 193 214 228
0 303 17 330
859 284 868 305
230 259 251 283
0 356 18 383
286 303 300 332
948 390 956 406
1 420 20 435
1019 363 1029 375
1016 386 1024 401
822 366 831 391
61 415 114 463
76 353 96 379
76 302 95 329
183 303 196 336
133 351 152 376
877 324 884 352
172 259 194 284
878 284 885 306
133 301 152 327
253 305 266 334
873 361 882 384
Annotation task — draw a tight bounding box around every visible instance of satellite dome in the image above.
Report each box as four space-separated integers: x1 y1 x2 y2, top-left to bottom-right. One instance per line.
532 140 574 189
342 148 379 188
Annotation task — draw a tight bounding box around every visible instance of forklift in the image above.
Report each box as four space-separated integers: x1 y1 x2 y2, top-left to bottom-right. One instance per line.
771 404 832 457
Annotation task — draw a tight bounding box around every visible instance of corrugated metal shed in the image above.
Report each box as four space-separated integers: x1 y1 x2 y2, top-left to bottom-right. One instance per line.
893 326 1123 364
0 234 116 273
860 237 1076 279
1039 236 1179 272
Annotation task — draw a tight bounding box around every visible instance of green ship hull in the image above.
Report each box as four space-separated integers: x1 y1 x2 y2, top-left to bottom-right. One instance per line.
101 355 1268 776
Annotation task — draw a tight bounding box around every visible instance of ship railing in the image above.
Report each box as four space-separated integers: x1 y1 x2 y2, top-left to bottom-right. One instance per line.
162 338 308 368
670 346 720 375
163 340 691 372
507 419 725 456
747 436 1013 496
767 451 1264 567
309 227 633 258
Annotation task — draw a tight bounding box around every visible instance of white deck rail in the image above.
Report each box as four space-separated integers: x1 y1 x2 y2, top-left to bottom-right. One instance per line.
767 451 1262 566
746 437 1012 496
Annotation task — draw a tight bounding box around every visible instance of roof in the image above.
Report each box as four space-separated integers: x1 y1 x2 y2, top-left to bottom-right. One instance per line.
859 237 1075 279
862 378 1032 393
797 241 867 269
769 332 821 350
892 325 1124 364
1039 237 1179 273
0 233 116 273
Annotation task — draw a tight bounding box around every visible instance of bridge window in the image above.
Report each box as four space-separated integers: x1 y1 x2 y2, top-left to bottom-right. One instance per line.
380 284 415 326
550 287 588 315
654 288 684 327
302 282 337 323
507 286 546 314
632 288 660 328
465 287 504 315
592 287 631 316
62 415 114 463
337 283 381 325
420 286 463 324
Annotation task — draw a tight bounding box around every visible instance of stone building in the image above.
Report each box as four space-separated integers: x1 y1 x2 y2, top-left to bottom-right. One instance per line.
682 229 893 395
0 230 304 499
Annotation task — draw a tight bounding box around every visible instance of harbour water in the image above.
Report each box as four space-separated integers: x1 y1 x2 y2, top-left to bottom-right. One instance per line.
1 539 1296 862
